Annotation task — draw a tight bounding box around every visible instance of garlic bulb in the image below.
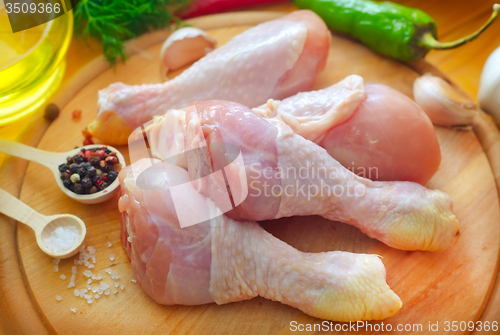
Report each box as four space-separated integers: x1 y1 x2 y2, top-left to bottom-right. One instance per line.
160 27 216 80
478 46 500 127
413 73 479 127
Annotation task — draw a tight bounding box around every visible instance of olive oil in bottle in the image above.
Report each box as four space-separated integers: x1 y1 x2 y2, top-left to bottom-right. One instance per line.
0 1 73 126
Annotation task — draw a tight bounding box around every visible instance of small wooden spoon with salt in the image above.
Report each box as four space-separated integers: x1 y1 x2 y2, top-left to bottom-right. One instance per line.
0 188 86 258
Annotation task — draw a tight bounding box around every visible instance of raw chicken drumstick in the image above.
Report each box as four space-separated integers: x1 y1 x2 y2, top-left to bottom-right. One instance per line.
88 10 330 145
150 100 458 251
253 75 441 185
118 159 402 321
142 75 440 185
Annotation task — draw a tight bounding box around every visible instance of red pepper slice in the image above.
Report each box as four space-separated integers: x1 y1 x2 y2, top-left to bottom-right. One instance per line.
179 0 288 19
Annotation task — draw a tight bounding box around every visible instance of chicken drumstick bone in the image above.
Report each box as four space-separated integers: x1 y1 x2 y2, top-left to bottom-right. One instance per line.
118 159 402 321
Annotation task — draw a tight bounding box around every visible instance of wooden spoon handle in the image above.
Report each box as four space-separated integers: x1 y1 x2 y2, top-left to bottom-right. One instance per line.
0 188 47 234
0 138 64 170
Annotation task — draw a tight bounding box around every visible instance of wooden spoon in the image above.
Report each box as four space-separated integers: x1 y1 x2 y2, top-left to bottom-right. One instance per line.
0 138 125 204
0 188 86 259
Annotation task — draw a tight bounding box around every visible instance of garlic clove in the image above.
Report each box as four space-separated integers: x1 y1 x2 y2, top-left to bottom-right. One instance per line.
478 46 500 127
160 27 216 80
413 73 479 127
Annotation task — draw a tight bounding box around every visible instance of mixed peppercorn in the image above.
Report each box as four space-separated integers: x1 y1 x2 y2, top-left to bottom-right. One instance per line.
59 147 122 195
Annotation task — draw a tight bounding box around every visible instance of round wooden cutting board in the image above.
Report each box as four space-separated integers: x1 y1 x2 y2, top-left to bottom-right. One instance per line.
5 11 500 335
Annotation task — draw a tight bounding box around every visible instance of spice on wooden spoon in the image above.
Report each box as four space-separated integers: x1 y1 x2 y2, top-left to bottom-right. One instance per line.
0 188 86 259
0 139 125 204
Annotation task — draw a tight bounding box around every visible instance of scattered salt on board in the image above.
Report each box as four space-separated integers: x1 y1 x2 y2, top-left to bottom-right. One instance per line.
49 244 131 310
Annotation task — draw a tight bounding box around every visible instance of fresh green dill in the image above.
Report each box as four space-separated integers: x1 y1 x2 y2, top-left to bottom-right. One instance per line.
73 0 193 65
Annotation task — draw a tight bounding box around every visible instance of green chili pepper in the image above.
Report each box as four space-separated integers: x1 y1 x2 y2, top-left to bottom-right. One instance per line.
293 0 500 61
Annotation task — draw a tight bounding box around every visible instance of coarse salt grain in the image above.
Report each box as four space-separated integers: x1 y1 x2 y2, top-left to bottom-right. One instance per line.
53 265 59 272
53 243 132 307
107 242 112 248
56 295 62 301
67 282 75 288
53 258 60 265
127 237 132 243
43 226 80 253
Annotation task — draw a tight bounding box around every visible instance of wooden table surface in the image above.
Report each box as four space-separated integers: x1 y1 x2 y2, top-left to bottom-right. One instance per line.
1 1 499 334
